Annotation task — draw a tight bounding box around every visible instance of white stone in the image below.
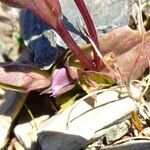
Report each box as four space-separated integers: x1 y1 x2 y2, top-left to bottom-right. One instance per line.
38 89 137 150
0 115 12 149
14 115 50 150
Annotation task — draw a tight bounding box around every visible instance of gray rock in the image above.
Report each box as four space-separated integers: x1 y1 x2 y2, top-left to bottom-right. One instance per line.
104 121 129 144
100 141 150 150
38 132 87 150
20 0 131 68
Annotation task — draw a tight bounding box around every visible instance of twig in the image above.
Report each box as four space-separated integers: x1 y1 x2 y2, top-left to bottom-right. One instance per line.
113 136 150 146
23 103 38 131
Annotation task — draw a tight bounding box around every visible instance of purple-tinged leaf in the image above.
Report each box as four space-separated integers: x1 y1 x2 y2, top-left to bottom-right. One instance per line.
0 0 62 29
31 0 63 29
99 26 144 54
98 27 150 80
114 35 150 80
0 0 62 28
0 63 51 92
0 0 30 8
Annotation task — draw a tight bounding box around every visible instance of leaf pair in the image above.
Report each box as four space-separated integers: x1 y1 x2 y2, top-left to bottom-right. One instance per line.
0 26 150 97
49 26 150 97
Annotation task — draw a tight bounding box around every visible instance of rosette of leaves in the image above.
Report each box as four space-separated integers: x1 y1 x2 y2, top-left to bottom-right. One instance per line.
0 0 150 111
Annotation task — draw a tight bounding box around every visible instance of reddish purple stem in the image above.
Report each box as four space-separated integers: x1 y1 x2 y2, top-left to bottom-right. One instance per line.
74 0 102 71
56 22 95 70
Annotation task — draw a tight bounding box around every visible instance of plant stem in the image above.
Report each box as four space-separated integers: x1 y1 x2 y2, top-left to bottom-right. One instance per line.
74 0 101 71
56 22 95 70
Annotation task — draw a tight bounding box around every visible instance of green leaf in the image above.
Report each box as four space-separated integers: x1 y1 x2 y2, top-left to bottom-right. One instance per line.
58 94 79 113
78 70 114 93
12 32 24 46
56 83 86 112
